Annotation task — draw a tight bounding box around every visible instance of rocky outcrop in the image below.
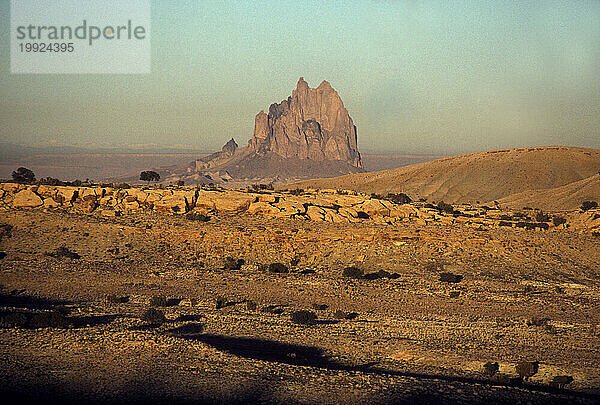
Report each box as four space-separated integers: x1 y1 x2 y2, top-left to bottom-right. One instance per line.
195 139 238 171
2 182 597 233
250 78 362 168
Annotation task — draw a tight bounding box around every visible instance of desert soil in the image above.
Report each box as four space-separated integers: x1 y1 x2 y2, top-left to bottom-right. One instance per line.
1 208 600 404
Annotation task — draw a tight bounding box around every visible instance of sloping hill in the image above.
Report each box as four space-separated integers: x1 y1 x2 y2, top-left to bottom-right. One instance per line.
292 146 600 205
494 174 600 211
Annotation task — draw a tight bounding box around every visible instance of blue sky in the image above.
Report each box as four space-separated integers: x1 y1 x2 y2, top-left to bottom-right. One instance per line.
1 0 599 154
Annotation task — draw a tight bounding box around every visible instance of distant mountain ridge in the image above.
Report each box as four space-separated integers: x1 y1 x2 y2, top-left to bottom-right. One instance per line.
292 146 600 210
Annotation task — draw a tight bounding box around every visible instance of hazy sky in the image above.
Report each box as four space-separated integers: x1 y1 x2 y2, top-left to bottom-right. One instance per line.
1 0 599 154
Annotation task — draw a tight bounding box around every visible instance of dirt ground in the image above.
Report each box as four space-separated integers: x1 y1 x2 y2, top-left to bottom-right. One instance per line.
1 209 599 404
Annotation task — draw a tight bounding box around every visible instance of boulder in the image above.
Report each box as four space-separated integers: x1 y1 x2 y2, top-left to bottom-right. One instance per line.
358 199 391 217
43 197 60 208
306 205 325 221
247 201 280 215
12 189 43 208
197 191 255 214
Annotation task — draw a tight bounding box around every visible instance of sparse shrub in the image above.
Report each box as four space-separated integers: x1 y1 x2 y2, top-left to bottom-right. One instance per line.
290 310 317 325
311 303 328 310
185 212 210 222
342 266 364 279
215 296 228 309
581 201 598 211
527 316 550 327
140 170 160 183
223 257 244 270
437 201 454 214
515 361 539 380
141 308 166 325
268 262 289 273
483 361 499 377
12 167 36 184
550 375 573 389
176 180 185 186
149 295 168 307
288 188 303 196
47 246 81 259
535 211 551 222
385 193 412 204
552 216 567 226
246 300 257 311
0 223 13 242
29 310 67 329
439 272 463 283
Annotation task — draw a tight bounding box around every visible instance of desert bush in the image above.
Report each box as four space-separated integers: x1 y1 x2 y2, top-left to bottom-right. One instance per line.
550 375 573 389
268 262 289 273
581 201 598 211
246 300 257 311
483 361 499 377
437 201 454 214
439 272 463 283
290 310 317 325
215 296 228 309
46 246 81 259
552 216 567 226
140 170 160 183
12 167 36 184
385 193 412 204
527 316 550 327
515 361 539 380
141 308 166 325
29 310 68 329
342 266 364 279
535 211 551 222
288 188 303 196
149 295 168 307
176 180 185 186
185 212 211 222
223 257 244 270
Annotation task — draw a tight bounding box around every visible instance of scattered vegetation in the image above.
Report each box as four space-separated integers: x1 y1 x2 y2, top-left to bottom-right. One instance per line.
250 183 274 191
515 361 539 381
342 266 364 279
46 246 81 259
141 308 166 325
290 310 317 325
436 201 454 214
149 295 168 307
140 170 160 183
288 188 304 196
223 257 245 270
550 375 574 389
268 262 289 273
535 211 551 222
439 272 463 283
483 361 499 377
11 167 36 184
216 296 228 309
581 200 598 211
552 216 567 226
185 212 211 222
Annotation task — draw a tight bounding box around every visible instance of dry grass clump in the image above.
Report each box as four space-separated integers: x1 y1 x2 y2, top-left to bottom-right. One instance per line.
290 310 317 325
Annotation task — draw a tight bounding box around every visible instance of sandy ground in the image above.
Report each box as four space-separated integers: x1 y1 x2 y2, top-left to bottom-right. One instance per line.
1 209 599 404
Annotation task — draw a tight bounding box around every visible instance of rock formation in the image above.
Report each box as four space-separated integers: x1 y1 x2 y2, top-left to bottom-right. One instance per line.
249 77 362 168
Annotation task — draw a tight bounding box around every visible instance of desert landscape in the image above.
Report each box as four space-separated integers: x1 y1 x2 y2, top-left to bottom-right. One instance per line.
3 2 600 404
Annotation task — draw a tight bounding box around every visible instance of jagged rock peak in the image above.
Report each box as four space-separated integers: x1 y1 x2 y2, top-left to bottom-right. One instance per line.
249 78 362 168
222 138 238 155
